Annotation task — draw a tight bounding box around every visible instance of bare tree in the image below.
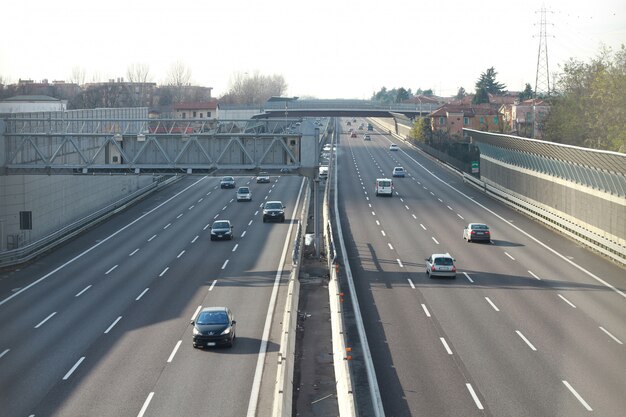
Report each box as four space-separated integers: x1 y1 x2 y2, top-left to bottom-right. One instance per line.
126 63 152 106
165 61 192 103
224 71 287 104
69 66 86 86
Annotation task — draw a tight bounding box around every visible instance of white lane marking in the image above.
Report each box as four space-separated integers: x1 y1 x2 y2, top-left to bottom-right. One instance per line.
177 213 183 219
0 177 210 308
504 252 515 260
241 231 247 237
466 383 484 410
388 243 394 250
191 235 199 243
407 279 415 289
129 248 139 256
599 326 623 344
222 206 227 211
366 196 370 201
421 304 431 317
104 316 122 334
136 288 149 301
431 237 439 244
213 214 219 219
412 214 417 219
463 272 474 283
381 230 386 237
485 297 500 311
105 265 118 275
429 191 434 196
35 312 57 328
562 380 593 411
528 270 542 280
198 198 203 203
438 198 443 202
206 191 212 196
232 244 239 252
177 250 185 258
75 285 92 297
400 198 404 202
457 213 464 219
375 220 380 226
230 198 235 203
221 260 229 270
447 205 453 210
137 392 155 417
440 337 453 355
368 203 372 208
163 223 171 229
203 223 210 230
209 280 217 291
148 234 157 242
405 205 410 210
516 330 537 351
254 210 259 216
557 294 577 308
397 259 404 268
420 224 426 230
63 357 85 380
159 267 169 277
371 211 376 216
191 305 202 321
264 195 268 200
248 220 253 226
167 340 182 363
0 349 9 359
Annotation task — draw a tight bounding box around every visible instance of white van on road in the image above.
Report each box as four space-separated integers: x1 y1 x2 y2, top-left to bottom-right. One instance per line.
375 178 393 196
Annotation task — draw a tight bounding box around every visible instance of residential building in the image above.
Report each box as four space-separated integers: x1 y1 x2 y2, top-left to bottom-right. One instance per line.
429 104 502 138
173 99 218 119
500 99 550 138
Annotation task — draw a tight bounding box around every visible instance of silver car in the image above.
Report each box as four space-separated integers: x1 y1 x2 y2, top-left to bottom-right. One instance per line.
236 186 251 202
463 223 491 243
425 253 457 278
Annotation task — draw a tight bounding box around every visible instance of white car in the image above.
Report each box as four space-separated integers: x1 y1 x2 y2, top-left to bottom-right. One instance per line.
425 253 457 278
392 167 405 177
389 144 399 151
236 186 251 202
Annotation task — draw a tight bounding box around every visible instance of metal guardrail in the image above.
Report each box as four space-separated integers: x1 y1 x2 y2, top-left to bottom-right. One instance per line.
0 175 181 268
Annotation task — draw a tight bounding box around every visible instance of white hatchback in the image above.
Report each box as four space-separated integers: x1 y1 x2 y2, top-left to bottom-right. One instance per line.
425 253 457 278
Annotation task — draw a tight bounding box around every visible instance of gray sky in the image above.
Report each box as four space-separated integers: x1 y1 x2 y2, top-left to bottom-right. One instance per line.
1 0 624 99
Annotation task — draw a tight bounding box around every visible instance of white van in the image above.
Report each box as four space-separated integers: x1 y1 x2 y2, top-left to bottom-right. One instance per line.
375 178 393 196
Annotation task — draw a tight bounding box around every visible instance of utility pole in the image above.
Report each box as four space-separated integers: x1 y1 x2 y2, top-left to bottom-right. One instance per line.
534 6 552 98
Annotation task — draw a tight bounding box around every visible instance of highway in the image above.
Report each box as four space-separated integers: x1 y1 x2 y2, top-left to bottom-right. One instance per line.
0 175 306 417
336 119 626 416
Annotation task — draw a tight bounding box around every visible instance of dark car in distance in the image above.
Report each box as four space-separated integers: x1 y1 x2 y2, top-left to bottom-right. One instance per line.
263 201 285 223
191 307 236 348
463 223 491 243
220 176 236 189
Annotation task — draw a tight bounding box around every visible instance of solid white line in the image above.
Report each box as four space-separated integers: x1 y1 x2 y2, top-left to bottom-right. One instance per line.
485 297 500 311
421 304 431 317
35 312 57 328
0 349 9 359
209 280 217 291
159 267 169 277
203 223 210 230
163 223 171 229
432 237 439 244
148 234 157 242
248 220 253 226
136 288 149 301
246 177 305 417
232 244 239 252
504 251 516 260
463 272 474 283
407 279 415 289
221 260 229 269
457 213 464 219
420 224 426 230
557 294 577 308
177 250 185 258
191 235 199 243
397 259 404 268
104 316 122 334
388 243 394 250
176 213 183 219
136 392 155 417
167 340 182 363
191 305 202 321
63 357 85 380
241 231 247 237
105 265 118 275
75 285 92 297
440 337 453 354
528 270 542 280
516 330 537 351
599 326 623 344
562 380 593 411
466 383 484 410
381 230 386 236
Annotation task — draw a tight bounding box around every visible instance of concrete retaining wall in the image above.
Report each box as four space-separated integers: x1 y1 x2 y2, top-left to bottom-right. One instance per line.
0 175 154 251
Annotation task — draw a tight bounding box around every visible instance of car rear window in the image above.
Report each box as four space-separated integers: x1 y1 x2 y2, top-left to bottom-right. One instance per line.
434 257 453 265
238 187 249 193
378 181 391 187
471 224 489 230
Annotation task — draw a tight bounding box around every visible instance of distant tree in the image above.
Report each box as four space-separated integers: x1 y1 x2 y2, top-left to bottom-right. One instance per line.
410 117 432 143
518 83 533 101
475 67 506 98
472 87 490 104
69 67 86 86
455 87 467 100
396 87 410 102
422 89 433 96
222 71 287 105
165 61 192 103
126 63 152 106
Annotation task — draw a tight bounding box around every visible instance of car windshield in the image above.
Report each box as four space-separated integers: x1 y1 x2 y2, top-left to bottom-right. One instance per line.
213 221 229 229
265 203 282 210
197 311 229 325
434 257 454 266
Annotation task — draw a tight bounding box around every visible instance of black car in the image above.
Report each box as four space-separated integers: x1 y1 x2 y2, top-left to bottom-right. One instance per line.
263 201 285 223
210 220 233 240
191 307 236 348
220 176 236 189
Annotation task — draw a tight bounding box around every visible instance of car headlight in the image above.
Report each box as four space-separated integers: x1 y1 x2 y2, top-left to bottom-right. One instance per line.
193 327 201 335
220 327 231 335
